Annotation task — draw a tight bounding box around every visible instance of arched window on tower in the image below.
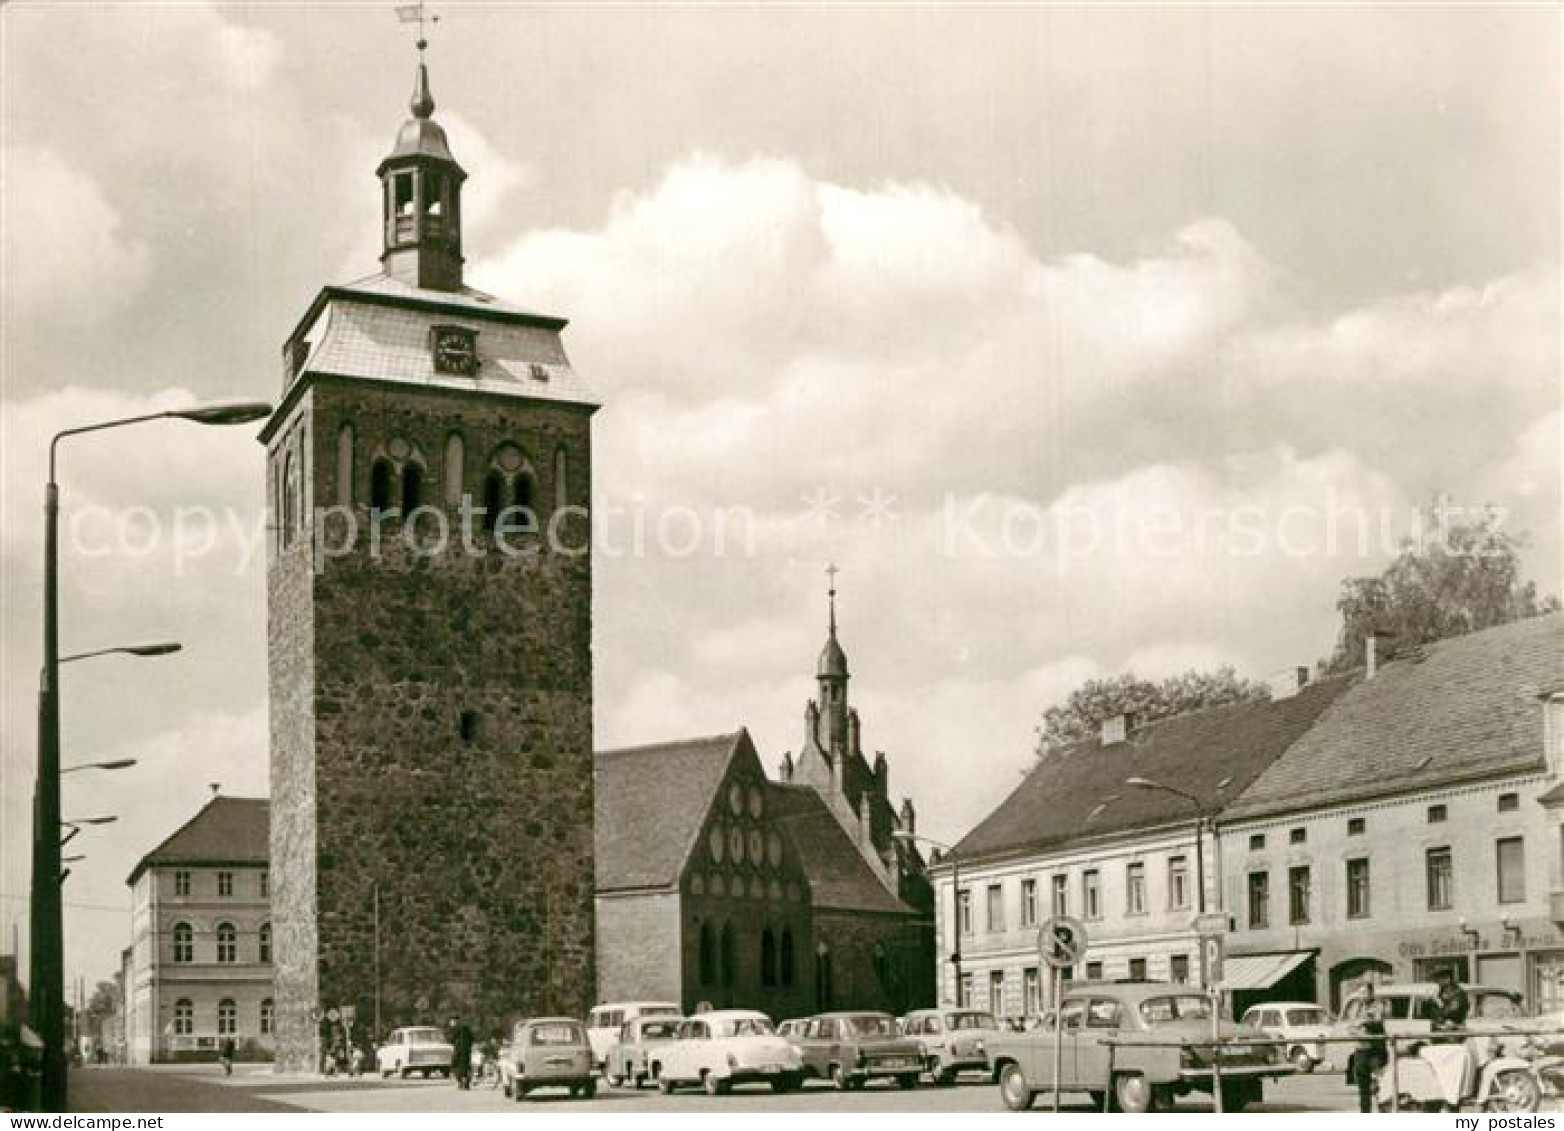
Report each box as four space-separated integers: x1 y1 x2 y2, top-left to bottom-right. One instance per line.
514 472 534 514
443 433 465 508
780 928 795 987
401 462 424 514
370 458 395 514
720 922 736 987
482 470 505 533
698 922 716 986
760 929 777 987
336 424 355 508
280 452 297 549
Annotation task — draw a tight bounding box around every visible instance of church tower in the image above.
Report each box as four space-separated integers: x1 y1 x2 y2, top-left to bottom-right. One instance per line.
261 46 598 1071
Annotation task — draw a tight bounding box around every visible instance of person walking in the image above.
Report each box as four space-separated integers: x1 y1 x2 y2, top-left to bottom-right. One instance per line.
219 1036 236 1077
448 1015 474 1090
1348 983 1387 1113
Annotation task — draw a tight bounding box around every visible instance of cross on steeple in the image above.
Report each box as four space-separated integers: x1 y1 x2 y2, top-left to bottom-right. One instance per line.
826 562 839 636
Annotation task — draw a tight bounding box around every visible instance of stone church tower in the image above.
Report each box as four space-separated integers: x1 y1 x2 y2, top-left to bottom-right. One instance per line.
260 53 598 1071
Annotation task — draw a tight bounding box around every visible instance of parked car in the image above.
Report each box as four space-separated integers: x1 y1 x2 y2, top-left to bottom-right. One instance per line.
656 1010 804 1095
585 1001 680 1068
793 1012 925 1090
603 1014 683 1089
501 1017 597 1101
375 1026 454 1079
901 1007 1002 1085
1331 982 1532 1070
778 1018 809 1042
1239 1002 1334 1072
987 982 1290 1112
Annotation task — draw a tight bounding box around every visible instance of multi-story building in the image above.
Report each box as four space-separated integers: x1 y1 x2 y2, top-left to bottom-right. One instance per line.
936 677 1348 1020
1220 613 1564 1011
123 795 272 1063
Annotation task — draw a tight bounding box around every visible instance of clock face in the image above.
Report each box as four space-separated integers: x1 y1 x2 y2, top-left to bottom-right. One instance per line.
430 326 478 376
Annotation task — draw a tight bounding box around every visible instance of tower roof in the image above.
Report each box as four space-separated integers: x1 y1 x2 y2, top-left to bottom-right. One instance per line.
378 61 465 175
817 564 849 678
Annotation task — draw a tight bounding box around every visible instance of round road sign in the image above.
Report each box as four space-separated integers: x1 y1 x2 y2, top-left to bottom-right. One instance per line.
1037 915 1089 969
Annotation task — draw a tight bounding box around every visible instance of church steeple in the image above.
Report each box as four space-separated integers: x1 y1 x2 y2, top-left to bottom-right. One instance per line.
816 564 850 754
377 42 466 291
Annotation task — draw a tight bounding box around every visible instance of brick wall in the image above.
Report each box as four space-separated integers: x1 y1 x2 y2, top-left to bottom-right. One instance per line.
595 893 683 1003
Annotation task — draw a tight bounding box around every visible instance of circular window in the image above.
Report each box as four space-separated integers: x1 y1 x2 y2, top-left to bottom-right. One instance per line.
767 831 783 868
495 444 525 473
387 437 411 461
728 783 744 816
729 826 746 864
748 828 764 864
748 786 764 819
709 827 725 863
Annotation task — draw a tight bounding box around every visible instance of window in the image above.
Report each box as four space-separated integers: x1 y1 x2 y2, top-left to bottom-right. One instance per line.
172 922 194 964
1020 879 1038 928
958 972 972 1007
1023 968 1041 1015
1126 862 1146 915
986 884 1005 933
218 871 234 898
1346 858 1371 919
1248 833 1266 851
1347 817 1366 836
1082 870 1101 920
259 922 273 964
1170 954 1190 984
1288 865 1311 925
174 870 190 897
719 922 736 986
698 922 716 985
1128 957 1147 981
780 928 795 986
1498 837 1526 904
1289 828 1306 846
482 470 505 531
459 710 480 743
442 433 465 508
514 473 534 513
335 424 354 507
957 889 972 936
1086 998 1123 1028
1085 961 1103 980
1168 856 1189 910
401 463 424 513
1428 804 1448 824
218 999 237 1036
989 971 1005 1013
280 452 297 547
1051 874 1068 917
369 458 394 513
174 999 194 1036
760 929 777 986
1426 847 1454 911
259 871 269 899
1499 792 1520 813
1247 871 1270 929
217 922 237 964
260 998 274 1036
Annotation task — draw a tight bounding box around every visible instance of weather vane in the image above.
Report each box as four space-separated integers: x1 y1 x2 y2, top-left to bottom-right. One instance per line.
395 1 439 52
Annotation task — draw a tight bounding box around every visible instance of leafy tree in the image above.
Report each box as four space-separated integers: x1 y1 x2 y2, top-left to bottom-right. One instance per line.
1034 667 1267 757
1320 505 1560 675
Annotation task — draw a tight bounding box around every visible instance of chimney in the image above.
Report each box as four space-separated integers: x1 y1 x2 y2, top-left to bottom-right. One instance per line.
778 751 794 783
848 709 862 758
1100 714 1130 745
1266 665 1311 701
899 797 916 836
873 751 888 796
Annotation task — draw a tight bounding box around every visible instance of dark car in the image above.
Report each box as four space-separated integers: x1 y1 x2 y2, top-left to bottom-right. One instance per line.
794 1012 925 1090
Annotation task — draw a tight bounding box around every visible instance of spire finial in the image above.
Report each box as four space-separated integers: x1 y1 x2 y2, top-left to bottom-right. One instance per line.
396 3 440 117
825 562 839 637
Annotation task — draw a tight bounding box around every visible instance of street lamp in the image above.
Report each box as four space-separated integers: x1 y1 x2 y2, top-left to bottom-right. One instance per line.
61 759 138 775
894 830 965 1006
61 642 182 664
32 398 271 1109
1124 776 1228 916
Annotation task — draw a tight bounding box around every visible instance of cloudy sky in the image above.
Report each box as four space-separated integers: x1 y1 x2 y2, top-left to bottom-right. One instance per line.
2 3 1558 991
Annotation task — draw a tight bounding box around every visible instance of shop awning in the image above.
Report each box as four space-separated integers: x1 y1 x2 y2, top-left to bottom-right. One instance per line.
1222 951 1314 991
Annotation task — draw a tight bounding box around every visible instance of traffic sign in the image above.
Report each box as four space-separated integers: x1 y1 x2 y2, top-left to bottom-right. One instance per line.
1192 912 1229 936
1037 915 1088 969
1200 932 1225 986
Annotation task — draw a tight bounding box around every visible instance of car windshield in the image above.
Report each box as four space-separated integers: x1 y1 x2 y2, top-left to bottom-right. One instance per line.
948 1012 996 1031
404 1028 444 1044
1474 992 1524 1019
530 1023 584 1046
845 1015 896 1037
715 1017 775 1038
642 1006 681 1017
1285 1007 1329 1026
641 1020 680 1040
1139 996 1213 1025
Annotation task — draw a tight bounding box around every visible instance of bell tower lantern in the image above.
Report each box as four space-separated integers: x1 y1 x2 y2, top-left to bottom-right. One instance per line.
377 54 466 291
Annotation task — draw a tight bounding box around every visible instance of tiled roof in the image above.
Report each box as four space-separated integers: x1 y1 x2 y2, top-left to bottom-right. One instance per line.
334 273 560 325
126 796 269 885
951 678 1352 865
1225 613 1564 820
594 732 747 892
767 784 915 915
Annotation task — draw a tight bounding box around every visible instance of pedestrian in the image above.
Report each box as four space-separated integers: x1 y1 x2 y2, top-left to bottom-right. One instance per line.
1347 983 1387 1113
219 1036 236 1077
448 1015 474 1090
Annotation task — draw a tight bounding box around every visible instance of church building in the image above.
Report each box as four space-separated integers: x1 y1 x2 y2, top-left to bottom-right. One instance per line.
260 47 598 1070
594 584 935 1017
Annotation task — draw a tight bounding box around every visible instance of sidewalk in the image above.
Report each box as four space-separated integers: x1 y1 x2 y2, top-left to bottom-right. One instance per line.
68 1068 305 1113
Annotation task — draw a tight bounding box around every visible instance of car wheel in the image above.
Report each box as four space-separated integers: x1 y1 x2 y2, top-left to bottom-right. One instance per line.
701 1070 723 1096
1219 1080 1258 1112
897 1073 918 1090
830 1064 849 1091
658 1076 674 1095
604 1066 622 1088
998 1062 1034 1112
1088 1091 1107 1112
502 1079 511 1098
930 1058 956 1087
580 1078 597 1100
1484 1070 1542 1113
398 1065 409 1080
514 1080 528 1103
1113 1072 1154 1114
1289 1048 1315 1074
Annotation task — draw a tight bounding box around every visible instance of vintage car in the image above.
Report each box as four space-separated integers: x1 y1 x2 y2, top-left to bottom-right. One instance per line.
986 983 1290 1112
501 1017 597 1101
1239 1001 1333 1072
778 1018 809 1042
656 1009 804 1095
793 1012 925 1089
585 1001 681 1068
901 1007 1002 1085
375 1026 454 1079
603 1014 683 1088
1329 982 1532 1070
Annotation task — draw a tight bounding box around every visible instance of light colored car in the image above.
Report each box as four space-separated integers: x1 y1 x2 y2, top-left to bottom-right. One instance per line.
1331 982 1531 1070
1240 1002 1333 1073
778 1018 809 1042
604 1014 683 1089
585 1001 680 1068
987 983 1289 1112
656 1009 804 1095
501 1017 596 1101
901 1007 1001 1085
375 1026 454 1079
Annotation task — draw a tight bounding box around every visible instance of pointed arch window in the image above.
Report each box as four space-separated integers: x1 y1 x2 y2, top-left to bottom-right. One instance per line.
514 472 534 513
217 922 238 964
280 452 298 548
336 424 355 508
698 921 716 986
720 922 736 987
760 929 778 987
442 433 465 508
370 458 395 514
780 928 795 987
401 462 424 513
482 470 506 532
172 922 194 964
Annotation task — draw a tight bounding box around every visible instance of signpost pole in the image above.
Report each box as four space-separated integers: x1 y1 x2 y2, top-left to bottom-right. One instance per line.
1210 982 1224 1114
1051 964 1063 1113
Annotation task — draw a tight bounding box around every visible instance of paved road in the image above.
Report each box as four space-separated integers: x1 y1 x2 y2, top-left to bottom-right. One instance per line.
70 1064 1363 1113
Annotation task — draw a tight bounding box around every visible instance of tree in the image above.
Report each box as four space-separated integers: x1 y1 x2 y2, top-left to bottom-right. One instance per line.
1034 667 1267 757
1320 505 1560 675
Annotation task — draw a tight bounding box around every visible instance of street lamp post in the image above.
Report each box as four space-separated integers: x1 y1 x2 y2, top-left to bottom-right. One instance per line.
893 831 962 1006
1124 776 1224 915
31 400 269 1109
